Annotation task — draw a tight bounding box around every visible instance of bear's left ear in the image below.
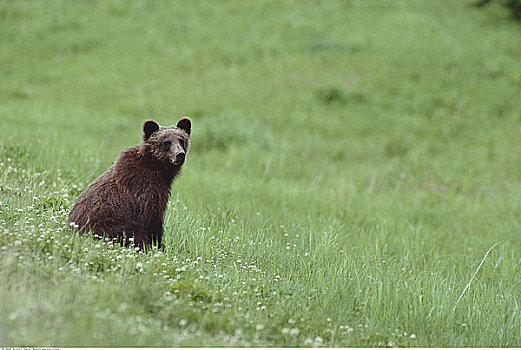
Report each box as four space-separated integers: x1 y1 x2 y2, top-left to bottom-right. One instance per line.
143 120 160 140
176 118 191 135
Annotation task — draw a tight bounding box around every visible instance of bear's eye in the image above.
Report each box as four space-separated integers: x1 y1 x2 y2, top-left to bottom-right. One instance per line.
162 140 172 149
179 139 185 149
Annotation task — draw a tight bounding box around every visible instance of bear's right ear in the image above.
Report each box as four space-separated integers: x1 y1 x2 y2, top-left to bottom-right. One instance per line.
176 117 191 135
143 120 160 140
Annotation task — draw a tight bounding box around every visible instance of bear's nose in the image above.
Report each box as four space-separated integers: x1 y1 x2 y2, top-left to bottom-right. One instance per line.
175 151 185 163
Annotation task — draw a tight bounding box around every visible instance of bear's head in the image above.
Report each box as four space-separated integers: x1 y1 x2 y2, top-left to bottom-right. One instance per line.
143 118 191 166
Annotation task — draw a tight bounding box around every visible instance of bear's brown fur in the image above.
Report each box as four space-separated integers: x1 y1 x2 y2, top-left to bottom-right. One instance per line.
68 118 191 250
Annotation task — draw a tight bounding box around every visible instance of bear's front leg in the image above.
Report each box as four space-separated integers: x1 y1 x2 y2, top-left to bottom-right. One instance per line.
121 224 151 251
148 221 164 250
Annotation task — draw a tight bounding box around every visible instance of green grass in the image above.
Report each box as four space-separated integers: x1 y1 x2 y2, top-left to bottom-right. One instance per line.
1 0 521 346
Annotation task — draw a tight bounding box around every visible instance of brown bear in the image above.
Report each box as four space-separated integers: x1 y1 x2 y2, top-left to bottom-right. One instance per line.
68 118 191 250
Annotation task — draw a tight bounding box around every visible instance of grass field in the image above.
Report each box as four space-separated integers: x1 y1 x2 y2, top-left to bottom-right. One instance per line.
1 0 521 347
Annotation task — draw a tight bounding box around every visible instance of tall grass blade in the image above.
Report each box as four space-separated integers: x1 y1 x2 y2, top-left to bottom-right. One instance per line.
452 241 502 312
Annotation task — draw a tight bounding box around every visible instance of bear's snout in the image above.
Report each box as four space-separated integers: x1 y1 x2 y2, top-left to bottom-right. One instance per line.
173 151 185 165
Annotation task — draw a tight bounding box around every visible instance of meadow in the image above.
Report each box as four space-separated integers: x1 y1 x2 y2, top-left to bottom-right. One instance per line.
1 0 521 346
